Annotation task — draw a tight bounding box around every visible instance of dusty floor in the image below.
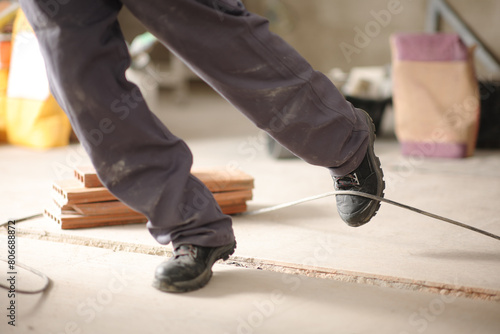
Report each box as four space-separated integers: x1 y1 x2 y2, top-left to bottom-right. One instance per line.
1 84 500 333
2 238 500 334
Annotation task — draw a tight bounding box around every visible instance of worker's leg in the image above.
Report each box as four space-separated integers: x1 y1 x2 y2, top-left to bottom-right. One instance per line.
123 0 370 176
124 0 384 229
19 0 235 248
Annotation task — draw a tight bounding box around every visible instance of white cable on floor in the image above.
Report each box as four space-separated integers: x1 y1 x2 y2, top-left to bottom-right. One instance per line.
240 191 500 242
1 214 50 294
0 260 50 294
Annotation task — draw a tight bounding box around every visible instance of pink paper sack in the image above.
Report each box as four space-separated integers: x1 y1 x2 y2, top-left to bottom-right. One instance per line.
391 33 480 158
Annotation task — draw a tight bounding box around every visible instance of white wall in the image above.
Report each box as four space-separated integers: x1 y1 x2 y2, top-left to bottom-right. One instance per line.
245 0 500 78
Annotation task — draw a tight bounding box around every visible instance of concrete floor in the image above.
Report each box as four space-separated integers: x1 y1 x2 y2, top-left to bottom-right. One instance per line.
2 238 499 334
1 84 500 333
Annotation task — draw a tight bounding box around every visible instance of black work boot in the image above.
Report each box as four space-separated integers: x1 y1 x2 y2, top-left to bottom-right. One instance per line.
331 110 385 227
153 241 236 293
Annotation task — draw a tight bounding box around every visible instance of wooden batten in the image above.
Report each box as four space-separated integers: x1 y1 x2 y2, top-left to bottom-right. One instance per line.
191 168 254 192
74 165 254 193
44 205 147 229
74 165 102 188
71 201 139 216
52 179 116 206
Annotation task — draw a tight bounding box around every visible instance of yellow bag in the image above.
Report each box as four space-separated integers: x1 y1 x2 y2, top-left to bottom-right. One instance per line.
5 10 70 149
0 33 9 142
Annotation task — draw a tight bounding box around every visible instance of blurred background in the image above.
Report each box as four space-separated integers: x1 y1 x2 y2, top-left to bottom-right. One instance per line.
120 0 500 78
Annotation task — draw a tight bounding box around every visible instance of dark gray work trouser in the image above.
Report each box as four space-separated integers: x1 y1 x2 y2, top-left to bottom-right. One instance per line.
20 0 369 247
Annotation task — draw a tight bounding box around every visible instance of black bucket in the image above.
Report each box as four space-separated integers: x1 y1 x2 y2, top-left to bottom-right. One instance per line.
477 81 500 149
344 95 391 135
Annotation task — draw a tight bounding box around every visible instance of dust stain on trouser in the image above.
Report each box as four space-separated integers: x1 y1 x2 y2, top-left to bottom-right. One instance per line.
19 0 368 247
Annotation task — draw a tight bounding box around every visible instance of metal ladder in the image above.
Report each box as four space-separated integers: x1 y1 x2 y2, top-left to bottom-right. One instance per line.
426 0 500 76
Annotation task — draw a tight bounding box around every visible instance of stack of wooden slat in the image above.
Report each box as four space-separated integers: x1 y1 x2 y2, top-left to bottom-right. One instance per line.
45 166 254 229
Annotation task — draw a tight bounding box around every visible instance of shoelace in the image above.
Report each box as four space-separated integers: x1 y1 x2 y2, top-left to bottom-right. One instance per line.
335 173 360 189
174 245 197 259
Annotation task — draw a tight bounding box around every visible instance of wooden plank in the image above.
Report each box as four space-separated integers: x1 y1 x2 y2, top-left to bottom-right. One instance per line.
191 167 254 192
44 202 244 228
74 165 254 192
220 203 247 215
52 199 76 212
44 206 147 229
71 201 139 216
52 179 116 206
45 200 244 229
59 194 248 216
213 189 253 206
54 179 251 208
47 203 79 216
74 165 102 188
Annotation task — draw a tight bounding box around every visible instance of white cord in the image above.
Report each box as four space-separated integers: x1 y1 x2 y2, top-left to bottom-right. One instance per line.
0 260 50 294
240 191 500 242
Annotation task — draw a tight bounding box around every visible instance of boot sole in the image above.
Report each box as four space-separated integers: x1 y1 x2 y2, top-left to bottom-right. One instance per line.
152 241 236 293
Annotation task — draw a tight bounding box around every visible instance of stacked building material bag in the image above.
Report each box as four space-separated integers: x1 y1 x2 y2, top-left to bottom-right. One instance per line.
45 166 254 229
391 33 480 158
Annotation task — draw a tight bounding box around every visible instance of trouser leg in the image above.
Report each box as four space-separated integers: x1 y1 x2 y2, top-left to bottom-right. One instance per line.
19 0 235 247
122 0 369 176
